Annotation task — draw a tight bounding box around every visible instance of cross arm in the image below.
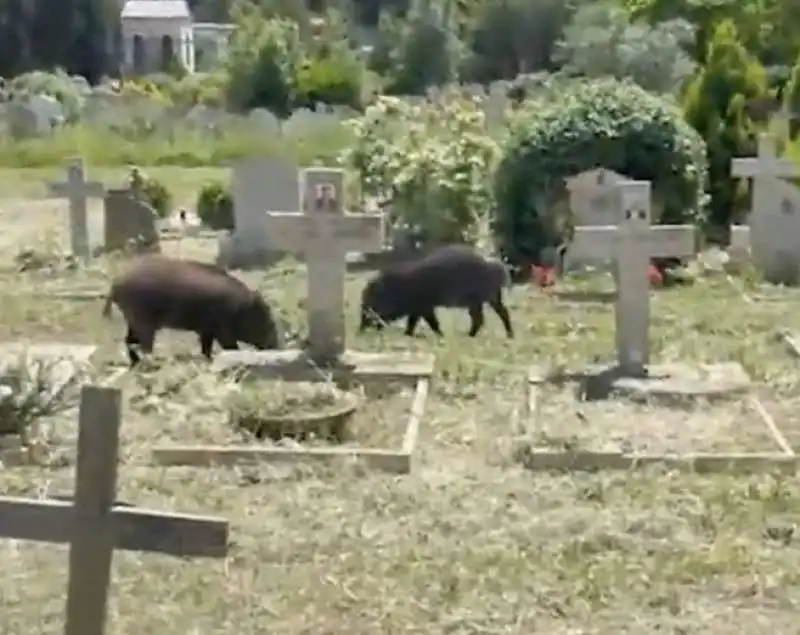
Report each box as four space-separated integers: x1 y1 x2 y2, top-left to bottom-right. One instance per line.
731 157 798 179
48 182 106 198
569 225 618 260
0 497 229 558
640 225 696 258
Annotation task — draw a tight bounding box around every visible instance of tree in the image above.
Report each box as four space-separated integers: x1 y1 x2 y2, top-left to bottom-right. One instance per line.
556 3 695 94
682 20 767 228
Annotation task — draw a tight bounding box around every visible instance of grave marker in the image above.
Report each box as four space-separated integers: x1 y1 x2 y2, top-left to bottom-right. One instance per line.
48 159 105 261
569 181 696 375
0 386 229 635
231 156 300 258
564 168 628 272
732 134 800 283
264 168 383 363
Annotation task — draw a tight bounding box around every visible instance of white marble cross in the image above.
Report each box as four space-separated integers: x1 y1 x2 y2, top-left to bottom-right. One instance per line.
48 158 104 261
264 168 383 363
732 134 800 282
570 181 696 375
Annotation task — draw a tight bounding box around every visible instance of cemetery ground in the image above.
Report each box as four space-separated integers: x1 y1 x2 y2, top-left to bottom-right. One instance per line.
5 180 800 630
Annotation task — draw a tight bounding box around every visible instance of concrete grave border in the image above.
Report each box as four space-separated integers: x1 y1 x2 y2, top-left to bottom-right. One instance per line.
513 366 796 473
151 351 435 475
0 343 128 467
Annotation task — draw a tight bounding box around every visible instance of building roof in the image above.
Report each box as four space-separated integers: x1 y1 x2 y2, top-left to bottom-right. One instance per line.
121 0 191 19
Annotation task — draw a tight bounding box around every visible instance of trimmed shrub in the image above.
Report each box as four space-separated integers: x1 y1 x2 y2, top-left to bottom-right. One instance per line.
493 77 708 269
196 180 234 230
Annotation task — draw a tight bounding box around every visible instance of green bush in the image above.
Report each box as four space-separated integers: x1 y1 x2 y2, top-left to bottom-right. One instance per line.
196 180 233 230
493 77 708 268
130 169 172 218
682 20 766 229
296 54 363 109
343 92 499 247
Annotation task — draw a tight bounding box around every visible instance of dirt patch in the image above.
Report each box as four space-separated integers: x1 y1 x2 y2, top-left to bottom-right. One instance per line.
533 383 781 454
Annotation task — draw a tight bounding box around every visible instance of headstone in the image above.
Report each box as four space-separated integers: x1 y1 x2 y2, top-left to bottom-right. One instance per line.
48 158 105 261
263 168 383 363
569 181 696 375
6 102 39 139
728 224 751 267
228 157 300 265
732 133 800 284
103 188 160 254
564 168 628 272
248 108 280 137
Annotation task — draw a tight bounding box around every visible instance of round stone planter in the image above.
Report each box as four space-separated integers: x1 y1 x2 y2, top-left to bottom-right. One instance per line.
227 382 360 442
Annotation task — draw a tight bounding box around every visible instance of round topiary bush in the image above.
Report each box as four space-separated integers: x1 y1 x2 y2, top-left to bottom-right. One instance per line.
196 180 234 230
493 77 708 269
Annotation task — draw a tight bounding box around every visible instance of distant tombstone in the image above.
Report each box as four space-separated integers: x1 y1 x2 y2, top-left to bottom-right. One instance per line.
283 108 335 136
732 134 800 284
247 108 279 137
48 158 105 261
6 103 39 139
228 157 300 266
103 188 160 254
564 168 628 272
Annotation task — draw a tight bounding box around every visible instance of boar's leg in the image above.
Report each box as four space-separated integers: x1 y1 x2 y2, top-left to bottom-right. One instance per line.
198 332 215 359
404 314 420 336
489 297 514 338
125 326 141 366
125 324 156 366
421 311 443 336
467 304 485 337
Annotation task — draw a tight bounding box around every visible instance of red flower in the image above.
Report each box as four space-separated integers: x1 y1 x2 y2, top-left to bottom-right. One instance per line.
532 265 555 288
647 264 663 287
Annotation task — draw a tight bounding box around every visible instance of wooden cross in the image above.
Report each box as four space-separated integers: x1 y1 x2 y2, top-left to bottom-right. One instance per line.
263 168 383 364
569 181 696 376
0 386 229 635
48 158 105 261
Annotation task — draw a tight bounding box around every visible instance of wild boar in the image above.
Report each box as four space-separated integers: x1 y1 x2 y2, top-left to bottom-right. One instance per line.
102 255 280 366
359 244 513 338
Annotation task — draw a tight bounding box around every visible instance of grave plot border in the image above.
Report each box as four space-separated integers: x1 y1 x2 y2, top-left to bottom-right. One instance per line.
723 275 800 305
151 352 435 475
158 227 220 241
512 365 796 474
0 344 129 468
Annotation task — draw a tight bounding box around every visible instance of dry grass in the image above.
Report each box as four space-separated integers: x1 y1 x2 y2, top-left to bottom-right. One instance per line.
4 170 800 632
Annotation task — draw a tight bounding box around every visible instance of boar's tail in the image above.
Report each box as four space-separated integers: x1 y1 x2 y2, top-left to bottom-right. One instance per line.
101 293 114 318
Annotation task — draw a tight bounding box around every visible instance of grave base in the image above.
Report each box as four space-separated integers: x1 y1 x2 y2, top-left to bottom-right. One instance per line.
153 350 435 474
211 349 435 385
514 363 795 474
152 375 431 474
534 361 751 403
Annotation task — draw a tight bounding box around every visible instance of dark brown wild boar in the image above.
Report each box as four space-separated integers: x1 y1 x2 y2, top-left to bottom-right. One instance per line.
102 255 280 366
359 245 513 338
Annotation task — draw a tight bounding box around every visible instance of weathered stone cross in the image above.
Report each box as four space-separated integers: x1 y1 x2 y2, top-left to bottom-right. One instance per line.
0 386 229 635
48 158 105 261
569 181 696 375
732 133 800 282
264 168 383 364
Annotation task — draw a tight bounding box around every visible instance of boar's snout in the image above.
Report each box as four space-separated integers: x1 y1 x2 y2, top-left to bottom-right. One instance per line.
241 295 281 350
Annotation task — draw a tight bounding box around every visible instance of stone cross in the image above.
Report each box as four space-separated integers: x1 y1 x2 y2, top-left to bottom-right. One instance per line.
732 134 800 283
264 168 383 364
0 386 229 635
48 158 105 261
569 181 696 375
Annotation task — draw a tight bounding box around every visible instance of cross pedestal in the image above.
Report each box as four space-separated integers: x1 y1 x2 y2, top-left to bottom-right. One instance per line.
48 158 105 261
570 181 696 376
0 386 229 635
263 168 383 365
